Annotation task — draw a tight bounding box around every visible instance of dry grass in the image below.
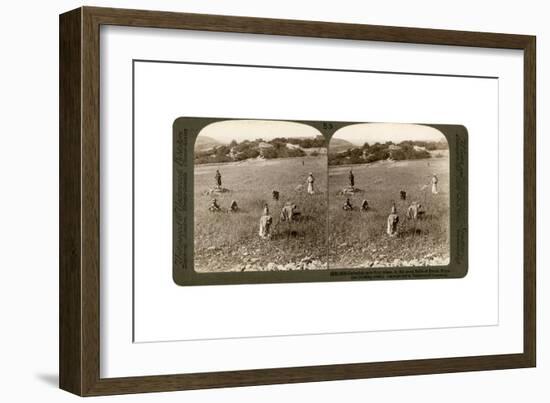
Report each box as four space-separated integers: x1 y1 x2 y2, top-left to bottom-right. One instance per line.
328 154 450 268
193 154 450 272
194 156 328 272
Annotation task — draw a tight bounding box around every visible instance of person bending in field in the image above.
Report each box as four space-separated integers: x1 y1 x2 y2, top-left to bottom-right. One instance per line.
280 203 299 222
343 198 353 211
407 202 424 220
258 214 273 239
230 200 239 212
361 199 369 211
306 172 315 194
431 174 439 194
387 203 399 236
209 198 221 212
215 169 222 188
263 203 270 215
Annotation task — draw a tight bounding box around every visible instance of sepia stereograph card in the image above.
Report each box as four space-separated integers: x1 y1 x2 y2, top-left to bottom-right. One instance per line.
173 117 468 286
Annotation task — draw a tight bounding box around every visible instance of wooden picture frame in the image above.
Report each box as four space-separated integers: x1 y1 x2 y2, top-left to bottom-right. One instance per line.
60 6 536 396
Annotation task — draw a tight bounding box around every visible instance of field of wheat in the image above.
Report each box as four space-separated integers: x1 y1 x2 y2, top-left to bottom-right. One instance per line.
193 153 449 272
328 153 450 268
194 156 328 272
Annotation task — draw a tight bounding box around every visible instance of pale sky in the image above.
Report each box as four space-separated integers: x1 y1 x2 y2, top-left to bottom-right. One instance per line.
198 119 322 144
331 123 447 146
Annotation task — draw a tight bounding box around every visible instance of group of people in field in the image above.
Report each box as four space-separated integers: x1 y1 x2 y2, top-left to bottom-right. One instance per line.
385 200 427 237
207 169 316 240
259 171 314 238
342 169 440 237
207 168 440 239
208 170 238 212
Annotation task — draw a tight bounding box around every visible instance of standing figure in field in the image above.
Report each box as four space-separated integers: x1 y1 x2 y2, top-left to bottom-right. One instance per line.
215 169 222 188
348 169 355 188
342 198 353 211
272 190 279 201
208 198 221 212
361 199 369 211
263 203 270 215
387 203 399 236
230 200 239 212
306 172 315 194
431 174 439 194
400 190 407 200
258 214 273 239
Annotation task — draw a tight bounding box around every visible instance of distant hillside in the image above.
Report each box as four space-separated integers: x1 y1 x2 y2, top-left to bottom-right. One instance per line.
194 136 222 152
329 138 355 153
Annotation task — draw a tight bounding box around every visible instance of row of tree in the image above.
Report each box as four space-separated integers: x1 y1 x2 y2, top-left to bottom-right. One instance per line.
194 137 447 165
194 136 324 164
328 140 448 166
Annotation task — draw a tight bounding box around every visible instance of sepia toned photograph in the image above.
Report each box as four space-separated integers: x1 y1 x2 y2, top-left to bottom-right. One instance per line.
328 123 450 268
193 120 328 272
174 117 466 285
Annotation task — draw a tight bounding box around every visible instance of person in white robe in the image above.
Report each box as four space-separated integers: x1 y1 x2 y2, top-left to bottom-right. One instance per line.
258 214 273 239
407 201 424 220
387 203 399 236
280 203 298 222
306 173 315 194
431 174 439 194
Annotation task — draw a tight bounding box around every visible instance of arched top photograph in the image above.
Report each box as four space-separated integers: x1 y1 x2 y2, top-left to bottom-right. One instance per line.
192 119 328 273
328 122 451 269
